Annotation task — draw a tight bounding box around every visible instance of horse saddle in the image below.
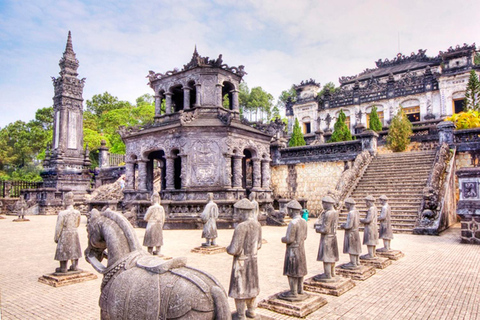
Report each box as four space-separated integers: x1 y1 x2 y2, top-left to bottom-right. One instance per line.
136 256 187 274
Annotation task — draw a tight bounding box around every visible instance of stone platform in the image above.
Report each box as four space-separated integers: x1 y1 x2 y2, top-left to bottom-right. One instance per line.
360 256 392 269
304 275 355 296
336 263 376 281
191 245 227 255
376 249 404 260
38 270 97 287
13 217 30 222
258 291 327 318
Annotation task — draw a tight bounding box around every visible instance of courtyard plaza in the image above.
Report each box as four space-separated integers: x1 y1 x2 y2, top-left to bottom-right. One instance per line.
0 214 479 320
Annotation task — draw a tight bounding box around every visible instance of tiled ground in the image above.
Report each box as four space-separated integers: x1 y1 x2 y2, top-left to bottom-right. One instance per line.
0 214 479 319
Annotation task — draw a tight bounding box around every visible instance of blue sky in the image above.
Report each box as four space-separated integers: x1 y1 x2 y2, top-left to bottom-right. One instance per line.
0 0 479 127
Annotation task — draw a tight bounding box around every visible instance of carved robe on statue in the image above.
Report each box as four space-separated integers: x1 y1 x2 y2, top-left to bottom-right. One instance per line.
201 200 219 239
379 203 393 240
143 202 165 247
316 208 339 263
227 219 262 299
362 205 379 246
343 208 362 255
251 199 260 221
283 215 308 277
54 206 82 261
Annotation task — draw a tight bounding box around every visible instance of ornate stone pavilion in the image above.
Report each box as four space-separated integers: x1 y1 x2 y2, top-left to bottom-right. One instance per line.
288 43 479 136
120 49 273 228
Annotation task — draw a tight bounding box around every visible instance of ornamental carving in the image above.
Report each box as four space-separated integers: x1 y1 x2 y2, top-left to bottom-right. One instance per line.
190 140 220 186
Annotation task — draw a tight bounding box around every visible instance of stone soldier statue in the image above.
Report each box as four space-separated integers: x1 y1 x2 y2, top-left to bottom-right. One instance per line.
15 197 28 220
249 191 260 221
201 193 219 247
377 195 393 252
227 198 262 320
314 196 339 281
143 192 165 255
340 198 362 269
360 195 379 259
280 199 308 301
54 192 82 273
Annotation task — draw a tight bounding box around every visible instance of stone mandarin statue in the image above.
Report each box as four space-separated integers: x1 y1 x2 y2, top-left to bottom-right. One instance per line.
143 192 165 255
249 191 260 221
360 195 379 259
15 197 28 219
340 198 362 269
314 196 339 281
280 199 308 301
227 198 262 320
54 192 82 273
377 195 393 252
201 193 219 247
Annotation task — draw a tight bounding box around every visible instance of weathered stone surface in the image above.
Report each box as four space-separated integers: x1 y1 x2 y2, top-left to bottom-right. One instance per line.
336 263 376 281
38 271 97 287
360 256 392 269
303 275 355 296
376 249 404 260
201 193 219 246
258 291 327 318
191 245 226 255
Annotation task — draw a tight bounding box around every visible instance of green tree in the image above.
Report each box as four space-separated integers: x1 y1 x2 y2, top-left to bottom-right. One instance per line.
329 110 352 142
238 83 274 122
278 85 297 105
288 118 306 147
464 70 480 111
369 106 383 131
387 108 413 152
319 82 337 96
86 92 132 116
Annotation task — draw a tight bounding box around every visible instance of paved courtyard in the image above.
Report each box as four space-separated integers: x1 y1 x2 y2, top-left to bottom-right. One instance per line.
0 214 479 320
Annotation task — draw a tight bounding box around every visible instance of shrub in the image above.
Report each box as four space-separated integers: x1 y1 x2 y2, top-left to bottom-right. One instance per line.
445 110 480 129
386 108 412 152
329 110 352 142
369 106 383 131
289 118 306 147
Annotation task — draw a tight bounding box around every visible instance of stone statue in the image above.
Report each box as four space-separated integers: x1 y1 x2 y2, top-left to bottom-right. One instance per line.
340 198 362 269
227 198 262 320
249 191 260 221
377 195 393 252
143 192 165 255
314 196 339 281
15 197 28 219
360 195 379 259
54 192 82 273
201 193 219 246
124 204 137 227
279 200 308 301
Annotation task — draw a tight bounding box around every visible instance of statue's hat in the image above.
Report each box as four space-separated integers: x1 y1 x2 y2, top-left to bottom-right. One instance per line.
234 198 254 209
379 195 388 201
322 196 336 204
344 198 356 205
286 200 302 210
365 195 375 201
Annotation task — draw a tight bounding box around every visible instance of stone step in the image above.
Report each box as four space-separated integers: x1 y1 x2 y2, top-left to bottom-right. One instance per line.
355 183 427 189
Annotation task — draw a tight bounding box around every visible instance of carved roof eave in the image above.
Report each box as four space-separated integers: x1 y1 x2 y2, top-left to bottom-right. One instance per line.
439 43 477 59
293 79 320 90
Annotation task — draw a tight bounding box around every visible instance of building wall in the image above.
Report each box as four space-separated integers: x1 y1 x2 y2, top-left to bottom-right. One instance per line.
271 161 345 215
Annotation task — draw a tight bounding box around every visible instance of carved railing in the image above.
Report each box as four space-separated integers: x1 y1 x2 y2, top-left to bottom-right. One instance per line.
454 127 480 144
376 119 442 146
108 153 126 167
278 140 363 164
0 181 42 198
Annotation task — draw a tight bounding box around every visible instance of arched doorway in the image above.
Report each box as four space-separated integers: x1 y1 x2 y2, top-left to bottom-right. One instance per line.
242 149 253 194
147 150 166 193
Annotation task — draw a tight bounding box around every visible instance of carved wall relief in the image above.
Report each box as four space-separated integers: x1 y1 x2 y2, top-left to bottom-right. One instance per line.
189 140 221 186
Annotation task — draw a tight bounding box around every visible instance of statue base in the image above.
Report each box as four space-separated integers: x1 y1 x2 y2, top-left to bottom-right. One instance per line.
336 263 376 281
360 256 392 269
376 249 404 260
303 275 355 296
262 238 268 244
0 215 6 219
38 270 97 287
13 218 30 222
258 291 327 318
191 245 227 255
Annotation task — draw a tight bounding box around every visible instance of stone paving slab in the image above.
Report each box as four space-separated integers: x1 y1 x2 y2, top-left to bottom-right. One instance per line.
1 215 480 319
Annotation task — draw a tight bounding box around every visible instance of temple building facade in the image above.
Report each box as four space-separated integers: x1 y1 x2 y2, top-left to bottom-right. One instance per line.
120 49 273 228
287 43 480 137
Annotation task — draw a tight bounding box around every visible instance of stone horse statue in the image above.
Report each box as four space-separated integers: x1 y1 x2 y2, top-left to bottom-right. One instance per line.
85 209 231 320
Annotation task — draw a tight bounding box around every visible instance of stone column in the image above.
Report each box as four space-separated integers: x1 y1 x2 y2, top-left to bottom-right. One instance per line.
261 158 271 190
166 156 175 190
231 89 239 111
194 84 201 107
179 154 188 188
154 94 161 115
137 160 148 191
232 155 243 188
183 86 191 110
125 161 135 190
438 121 455 145
216 84 223 107
165 93 173 114
252 158 262 190
98 140 109 168
224 153 232 188
359 130 379 156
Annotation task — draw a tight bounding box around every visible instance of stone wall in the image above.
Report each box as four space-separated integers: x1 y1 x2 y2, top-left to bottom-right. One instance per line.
271 161 345 215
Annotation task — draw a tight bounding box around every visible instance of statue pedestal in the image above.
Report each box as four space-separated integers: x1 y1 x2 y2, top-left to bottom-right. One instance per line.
335 263 376 281
0 215 6 219
360 256 392 269
38 270 97 287
191 245 227 255
13 218 30 222
258 291 327 318
303 275 355 296
376 249 404 260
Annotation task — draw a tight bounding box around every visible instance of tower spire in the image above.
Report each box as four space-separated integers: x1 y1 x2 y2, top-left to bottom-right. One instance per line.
65 31 74 54
59 31 79 77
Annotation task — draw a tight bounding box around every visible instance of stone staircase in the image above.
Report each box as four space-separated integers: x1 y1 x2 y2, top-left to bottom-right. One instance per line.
338 150 437 233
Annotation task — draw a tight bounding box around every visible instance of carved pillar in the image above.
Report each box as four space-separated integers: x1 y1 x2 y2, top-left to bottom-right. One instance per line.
154 94 161 115
98 140 109 168
224 153 232 188
137 160 148 191
438 121 455 145
125 161 135 190
194 84 201 107
252 158 261 190
231 89 239 111
232 155 243 188
165 93 173 114
261 158 271 190
183 87 191 110
166 156 175 190
179 154 188 188
359 130 379 156
216 84 223 107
